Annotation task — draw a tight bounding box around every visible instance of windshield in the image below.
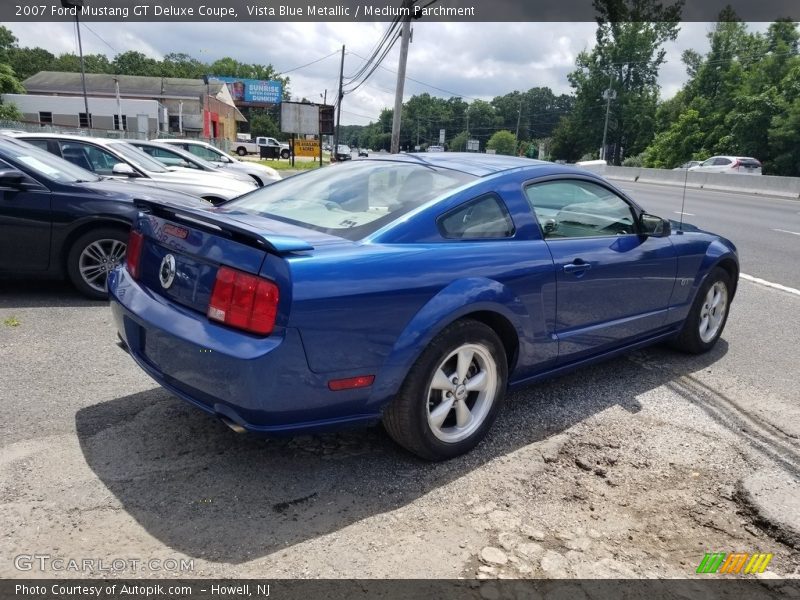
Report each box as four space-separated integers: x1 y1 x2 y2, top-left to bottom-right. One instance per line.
0 139 99 183
223 160 476 241
107 141 169 173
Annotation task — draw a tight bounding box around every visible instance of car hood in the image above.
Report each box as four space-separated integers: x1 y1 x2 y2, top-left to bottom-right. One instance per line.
79 178 210 207
223 161 281 181
157 168 256 193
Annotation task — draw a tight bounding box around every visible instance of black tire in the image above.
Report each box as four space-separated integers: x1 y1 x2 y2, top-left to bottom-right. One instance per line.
383 319 508 461
280 149 290 159
236 147 247 156
670 266 732 354
66 227 129 300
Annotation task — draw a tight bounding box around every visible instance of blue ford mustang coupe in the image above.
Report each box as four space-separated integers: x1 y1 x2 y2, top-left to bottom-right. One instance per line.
109 154 738 460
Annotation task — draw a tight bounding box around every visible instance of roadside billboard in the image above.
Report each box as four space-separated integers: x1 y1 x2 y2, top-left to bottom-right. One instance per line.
213 77 282 106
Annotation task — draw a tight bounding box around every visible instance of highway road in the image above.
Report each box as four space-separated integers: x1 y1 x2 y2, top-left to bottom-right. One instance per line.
617 180 800 290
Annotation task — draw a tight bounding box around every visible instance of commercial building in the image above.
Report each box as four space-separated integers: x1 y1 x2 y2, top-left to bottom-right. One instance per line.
6 71 246 141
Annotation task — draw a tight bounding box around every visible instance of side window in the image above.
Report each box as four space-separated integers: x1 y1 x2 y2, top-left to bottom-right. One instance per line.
525 180 637 239
59 142 120 175
190 145 220 161
714 157 731 166
437 194 515 240
23 139 51 151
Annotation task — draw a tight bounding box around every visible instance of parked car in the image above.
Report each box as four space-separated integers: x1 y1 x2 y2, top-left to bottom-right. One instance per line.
155 139 281 187
334 144 352 161
358 149 369 157
127 140 254 184
689 156 762 175
0 135 206 298
673 160 701 170
232 136 291 159
426 145 445 152
8 133 256 205
109 153 739 460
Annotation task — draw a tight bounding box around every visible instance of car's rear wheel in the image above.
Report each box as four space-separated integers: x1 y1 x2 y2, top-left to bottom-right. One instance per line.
66 227 128 300
236 147 247 156
383 319 507 461
671 266 732 354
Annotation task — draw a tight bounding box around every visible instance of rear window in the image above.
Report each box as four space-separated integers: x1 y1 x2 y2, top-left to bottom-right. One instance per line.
224 160 476 240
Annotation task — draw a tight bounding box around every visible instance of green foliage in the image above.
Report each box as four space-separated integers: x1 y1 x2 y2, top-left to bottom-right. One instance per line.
249 110 280 139
621 153 645 167
0 63 24 94
551 0 681 164
643 15 800 175
487 130 517 155
449 131 469 152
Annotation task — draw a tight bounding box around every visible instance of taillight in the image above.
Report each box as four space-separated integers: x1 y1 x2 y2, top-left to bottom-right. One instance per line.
126 230 144 279
207 266 279 335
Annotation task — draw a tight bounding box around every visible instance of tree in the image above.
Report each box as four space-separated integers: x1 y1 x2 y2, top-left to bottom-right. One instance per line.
249 110 280 139
449 131 469 152
0 63 24 120
553 0 682 164
487 130 516 155
7 47 56 80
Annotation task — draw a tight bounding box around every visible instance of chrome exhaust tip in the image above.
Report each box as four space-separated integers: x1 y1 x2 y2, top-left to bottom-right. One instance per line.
219 416 246 434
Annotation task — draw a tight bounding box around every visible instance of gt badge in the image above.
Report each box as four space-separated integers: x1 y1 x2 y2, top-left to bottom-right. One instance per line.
159 254 177 289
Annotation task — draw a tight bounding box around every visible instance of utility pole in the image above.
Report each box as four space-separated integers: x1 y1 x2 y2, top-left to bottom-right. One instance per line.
390 2 412 154
514 96 523 153
74 13 90 128
114 77 123 132
333 45 345 160
601 71 616 161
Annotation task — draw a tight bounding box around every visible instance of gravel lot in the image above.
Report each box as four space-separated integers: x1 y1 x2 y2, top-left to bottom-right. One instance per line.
0 276 798 586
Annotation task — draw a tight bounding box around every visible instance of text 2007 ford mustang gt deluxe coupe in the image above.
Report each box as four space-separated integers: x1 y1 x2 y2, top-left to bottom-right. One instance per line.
109 154 738 460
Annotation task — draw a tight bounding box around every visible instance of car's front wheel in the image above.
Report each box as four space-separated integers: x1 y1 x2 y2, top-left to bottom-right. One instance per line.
383 319 507 460
280 149 290 159
66 227 128 299
671 266 732 354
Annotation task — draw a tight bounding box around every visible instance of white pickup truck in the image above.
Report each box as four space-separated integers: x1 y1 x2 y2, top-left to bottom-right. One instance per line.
233 135 291 159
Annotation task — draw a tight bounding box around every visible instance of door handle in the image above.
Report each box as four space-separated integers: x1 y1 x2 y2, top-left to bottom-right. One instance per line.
563 260 591 274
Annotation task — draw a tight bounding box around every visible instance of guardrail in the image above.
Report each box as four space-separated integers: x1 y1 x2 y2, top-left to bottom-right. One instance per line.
578 164 800 199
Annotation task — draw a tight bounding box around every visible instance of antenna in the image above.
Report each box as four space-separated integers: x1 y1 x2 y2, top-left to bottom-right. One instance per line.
678 165 689 233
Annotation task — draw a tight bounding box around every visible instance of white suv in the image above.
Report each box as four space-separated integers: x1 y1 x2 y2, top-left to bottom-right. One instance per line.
689 156 762 175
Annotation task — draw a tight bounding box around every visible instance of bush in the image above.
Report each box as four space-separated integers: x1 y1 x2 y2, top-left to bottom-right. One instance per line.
622 153 645 167
487 130 516 156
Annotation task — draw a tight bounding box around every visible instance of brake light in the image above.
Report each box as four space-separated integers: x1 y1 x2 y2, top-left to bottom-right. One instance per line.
126 230 144 279
208 266 279 335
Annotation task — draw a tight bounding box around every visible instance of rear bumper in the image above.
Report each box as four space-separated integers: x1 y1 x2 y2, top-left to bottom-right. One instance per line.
108 268 381 434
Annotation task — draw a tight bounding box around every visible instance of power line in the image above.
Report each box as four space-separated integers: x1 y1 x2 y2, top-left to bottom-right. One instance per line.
274 50 341 77
81 23 118 54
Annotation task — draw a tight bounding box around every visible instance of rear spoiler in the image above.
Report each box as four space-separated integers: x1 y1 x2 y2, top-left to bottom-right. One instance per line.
134 198 314 254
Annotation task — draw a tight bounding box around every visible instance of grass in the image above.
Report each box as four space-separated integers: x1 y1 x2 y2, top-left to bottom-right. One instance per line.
257 159 330 171
3 316 20 327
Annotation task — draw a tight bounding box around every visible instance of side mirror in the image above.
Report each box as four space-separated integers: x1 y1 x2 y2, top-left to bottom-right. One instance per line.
640 213 671 238
0 168 26 189
112 162 137 177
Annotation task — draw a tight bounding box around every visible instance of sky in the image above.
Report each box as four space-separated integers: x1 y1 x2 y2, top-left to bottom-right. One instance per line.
6 21 730 125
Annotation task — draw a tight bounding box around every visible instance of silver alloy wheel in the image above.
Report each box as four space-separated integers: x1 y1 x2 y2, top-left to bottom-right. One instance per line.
78 238 127 293
426 342 498 443
698 281 728 343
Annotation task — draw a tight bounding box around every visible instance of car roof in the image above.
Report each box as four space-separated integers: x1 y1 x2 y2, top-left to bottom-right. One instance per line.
155 138 214 147
362 152 566 177
10 132 128 147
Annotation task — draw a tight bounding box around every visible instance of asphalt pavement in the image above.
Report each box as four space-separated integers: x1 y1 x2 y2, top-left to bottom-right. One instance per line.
617 181 800 290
